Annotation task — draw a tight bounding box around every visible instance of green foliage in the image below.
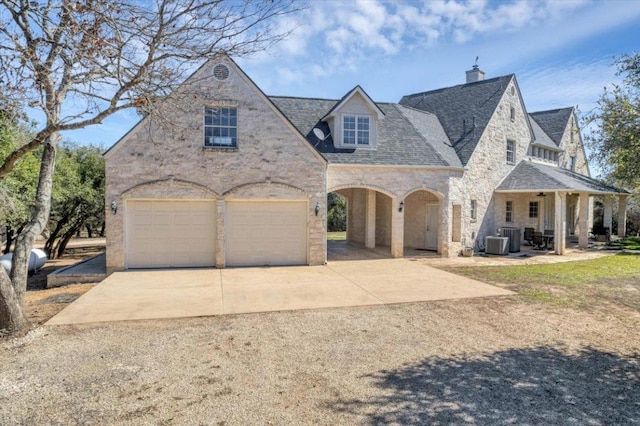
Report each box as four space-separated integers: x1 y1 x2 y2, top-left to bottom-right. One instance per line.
585 53 640 192
0 119 39 226
327 193 346 232
45 142 105 257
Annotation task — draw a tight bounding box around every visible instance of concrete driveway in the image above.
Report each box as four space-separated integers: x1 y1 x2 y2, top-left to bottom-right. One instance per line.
46 259 512 325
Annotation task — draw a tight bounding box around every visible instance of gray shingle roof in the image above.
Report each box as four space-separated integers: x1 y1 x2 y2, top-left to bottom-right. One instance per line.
529 107 574 145
529 115 561 151
269 96 462 167
496 161 627 194
399 75 514 166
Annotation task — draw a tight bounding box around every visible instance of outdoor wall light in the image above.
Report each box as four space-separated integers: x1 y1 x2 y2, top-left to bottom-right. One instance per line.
399 200 404 212
111 200 118 215
315 201 320 216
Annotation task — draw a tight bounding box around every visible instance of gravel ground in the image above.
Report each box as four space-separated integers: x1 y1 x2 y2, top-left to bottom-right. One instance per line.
1 295 639 425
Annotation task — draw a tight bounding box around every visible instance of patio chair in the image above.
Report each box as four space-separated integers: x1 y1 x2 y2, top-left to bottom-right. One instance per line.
543 229 554 249
524 227 535 246
532 232 544 250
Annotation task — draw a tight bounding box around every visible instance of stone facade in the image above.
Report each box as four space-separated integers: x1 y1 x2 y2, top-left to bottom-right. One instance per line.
328 165 462 257
104 58 326 272
450 77 533 252
106 57 614 271
558 113 590 176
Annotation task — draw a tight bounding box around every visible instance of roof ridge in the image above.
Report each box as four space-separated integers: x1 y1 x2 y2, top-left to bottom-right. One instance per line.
530 106 574 115
267 94 339 102
402 74 514 99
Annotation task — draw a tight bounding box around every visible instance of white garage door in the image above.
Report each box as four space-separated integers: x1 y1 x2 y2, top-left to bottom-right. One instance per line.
226 201 307 267
126 200 216 268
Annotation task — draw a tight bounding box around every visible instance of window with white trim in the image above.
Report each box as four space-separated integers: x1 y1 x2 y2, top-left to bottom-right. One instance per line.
529 201 539 218
505 200 513 223
204 107 237 148
343 115 370 145
470 199 477 220
510 106 516 121
506 140 515 164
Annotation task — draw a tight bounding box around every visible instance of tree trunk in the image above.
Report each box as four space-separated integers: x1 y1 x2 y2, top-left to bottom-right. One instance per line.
0 260 30 333
3 226 13 255
9 136 59 313
44 218 67 257
86 224 93 238
99 221 105 237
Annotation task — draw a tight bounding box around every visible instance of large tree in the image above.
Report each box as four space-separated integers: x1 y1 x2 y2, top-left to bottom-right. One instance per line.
0 0 301 333
586 53 640 192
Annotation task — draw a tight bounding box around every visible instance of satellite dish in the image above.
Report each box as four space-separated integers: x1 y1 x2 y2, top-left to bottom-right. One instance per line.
313 127 328 141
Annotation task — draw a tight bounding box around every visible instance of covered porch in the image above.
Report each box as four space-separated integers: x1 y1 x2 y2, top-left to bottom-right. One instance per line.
494 162 630 255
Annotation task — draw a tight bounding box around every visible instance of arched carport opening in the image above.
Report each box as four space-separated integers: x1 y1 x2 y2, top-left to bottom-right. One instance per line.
403 189 441 255
327 187 394 260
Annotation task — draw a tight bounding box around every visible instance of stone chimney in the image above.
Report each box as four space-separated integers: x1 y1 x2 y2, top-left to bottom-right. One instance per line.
466 64 485 84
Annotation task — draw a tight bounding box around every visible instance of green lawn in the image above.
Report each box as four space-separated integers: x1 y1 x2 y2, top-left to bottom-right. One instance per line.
608 236 640 251
446 253 640 311
327 231 346 241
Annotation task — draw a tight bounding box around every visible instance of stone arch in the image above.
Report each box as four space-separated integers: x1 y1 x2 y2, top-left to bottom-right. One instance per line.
223 181 308 199
328 183 398 200
402 186 444 201
122 179 219 199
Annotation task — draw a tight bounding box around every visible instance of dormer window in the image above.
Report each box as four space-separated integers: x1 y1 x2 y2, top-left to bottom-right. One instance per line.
343 115 370 145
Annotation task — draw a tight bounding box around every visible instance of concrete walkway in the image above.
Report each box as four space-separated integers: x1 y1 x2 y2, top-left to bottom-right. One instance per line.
46 259 513 326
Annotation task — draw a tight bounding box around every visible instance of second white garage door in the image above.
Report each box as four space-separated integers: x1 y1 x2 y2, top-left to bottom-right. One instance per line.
126 200 216 268
226 201 307 267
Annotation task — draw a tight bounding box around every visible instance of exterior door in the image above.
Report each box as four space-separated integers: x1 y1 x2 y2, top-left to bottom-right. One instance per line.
425 204 438 250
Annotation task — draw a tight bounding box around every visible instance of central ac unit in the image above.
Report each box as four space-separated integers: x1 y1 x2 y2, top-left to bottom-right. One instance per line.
485 236 509 255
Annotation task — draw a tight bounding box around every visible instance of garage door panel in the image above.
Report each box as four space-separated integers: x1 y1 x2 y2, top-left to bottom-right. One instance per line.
226 201 307 267
126 200 216 269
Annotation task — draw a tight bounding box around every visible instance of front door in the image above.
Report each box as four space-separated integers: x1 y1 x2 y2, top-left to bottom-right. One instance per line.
425 204 438 250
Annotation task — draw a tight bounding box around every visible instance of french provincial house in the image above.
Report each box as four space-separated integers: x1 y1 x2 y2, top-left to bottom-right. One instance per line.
104 55 629 273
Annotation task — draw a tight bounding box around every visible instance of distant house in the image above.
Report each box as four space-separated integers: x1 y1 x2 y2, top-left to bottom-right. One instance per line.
103 56 629 272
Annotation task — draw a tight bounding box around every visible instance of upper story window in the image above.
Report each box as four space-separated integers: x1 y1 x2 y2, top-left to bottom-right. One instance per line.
510 106 516 121
506 140 515 164
570 156 576 172
204 107 237 148
343 115 370 145
470 199 477 221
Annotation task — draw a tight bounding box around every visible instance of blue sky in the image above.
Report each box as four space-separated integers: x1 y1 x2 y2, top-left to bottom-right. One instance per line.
65 0 640 167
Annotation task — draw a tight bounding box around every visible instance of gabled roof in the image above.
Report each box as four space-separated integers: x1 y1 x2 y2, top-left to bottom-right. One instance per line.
529 107 574 146
529 115 562 151
496 161 627 194
269 96 462 168
321 85 385 121
399 75 515 166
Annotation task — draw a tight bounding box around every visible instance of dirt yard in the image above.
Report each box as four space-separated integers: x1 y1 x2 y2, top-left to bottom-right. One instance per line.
23 238 104 327
1 248 638 425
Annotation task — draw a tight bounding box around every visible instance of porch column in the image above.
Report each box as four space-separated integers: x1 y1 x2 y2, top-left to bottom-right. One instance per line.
391 198 404 258
578 192 590 249
365 189 376 248
618 195 628 238
603 196 613 234
554 191 567 255
538 196 546 231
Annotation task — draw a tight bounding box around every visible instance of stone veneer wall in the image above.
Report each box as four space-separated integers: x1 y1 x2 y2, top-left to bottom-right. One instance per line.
327 165 461 256
450 77 533 252
104 58 326 272
558 113 590 176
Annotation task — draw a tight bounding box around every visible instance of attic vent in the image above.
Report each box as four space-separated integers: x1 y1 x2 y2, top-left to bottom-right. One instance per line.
213 64 230 81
